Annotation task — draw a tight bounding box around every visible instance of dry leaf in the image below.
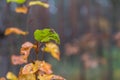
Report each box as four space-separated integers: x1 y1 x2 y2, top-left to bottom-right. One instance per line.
11 42 34 65
35 61 53 74
5 27 28 36
22 63 37 74
43 42 60 60
11 55 27 65
18 74 36 80
20 42 34 58
38 74 66 80
22 61 53 75
29 1 49 8
15 6 28 14
6 72 18 80
18 68 36 80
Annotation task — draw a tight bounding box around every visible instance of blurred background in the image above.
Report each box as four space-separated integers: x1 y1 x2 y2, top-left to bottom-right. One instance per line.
0 0 120 80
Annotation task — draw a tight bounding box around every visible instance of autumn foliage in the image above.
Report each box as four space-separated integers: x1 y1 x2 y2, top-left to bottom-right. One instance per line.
0 0 66 80
1 28 65 80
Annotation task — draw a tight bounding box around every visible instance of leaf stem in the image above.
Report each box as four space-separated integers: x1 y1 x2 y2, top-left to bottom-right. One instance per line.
35 41 39 60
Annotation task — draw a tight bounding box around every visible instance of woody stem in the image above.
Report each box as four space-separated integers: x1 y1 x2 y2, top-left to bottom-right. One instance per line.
35 41 39 60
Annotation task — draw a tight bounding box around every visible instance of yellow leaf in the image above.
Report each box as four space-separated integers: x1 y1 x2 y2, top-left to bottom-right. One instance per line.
43 42 60 60
15 6 28 14
29 1 49 8
35 60 53 74
22 60 53 75
38 74 66 80
18 68 36 80
6 72 18 80
18 74 36 80
5 27 28 36
22 63 37 74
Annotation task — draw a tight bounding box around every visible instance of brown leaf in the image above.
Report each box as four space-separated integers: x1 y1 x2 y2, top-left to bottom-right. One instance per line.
15 6 28 14
5 27 28 36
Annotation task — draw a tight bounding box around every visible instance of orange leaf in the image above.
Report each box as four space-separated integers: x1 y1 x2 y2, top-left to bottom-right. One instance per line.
15 6 28 14
5 27 28 36
43 42 60 60
11 55 27 65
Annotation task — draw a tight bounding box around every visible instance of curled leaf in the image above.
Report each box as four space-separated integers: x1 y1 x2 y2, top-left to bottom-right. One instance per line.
5 27 28 36
6 72 18 80
43 42 60 60
11 55 27 65
6 0 26 4
20 42 34 57
11 42 34 65
15 6 28 14
29 1 49 8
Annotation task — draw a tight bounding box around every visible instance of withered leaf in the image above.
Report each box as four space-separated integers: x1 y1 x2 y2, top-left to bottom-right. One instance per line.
11 55 27 65
20 42 34 58
22 63 37 74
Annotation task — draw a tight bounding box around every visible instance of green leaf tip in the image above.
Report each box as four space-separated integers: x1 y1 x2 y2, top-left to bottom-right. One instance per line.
34 28 60 44
6 0 26 4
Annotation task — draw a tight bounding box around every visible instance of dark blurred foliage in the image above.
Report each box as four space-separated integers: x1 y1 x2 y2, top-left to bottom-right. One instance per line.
1 0 120 80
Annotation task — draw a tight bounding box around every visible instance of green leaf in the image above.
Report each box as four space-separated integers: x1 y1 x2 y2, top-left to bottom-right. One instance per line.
34 28 60 44
6 0 26 4
34 29 42 42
